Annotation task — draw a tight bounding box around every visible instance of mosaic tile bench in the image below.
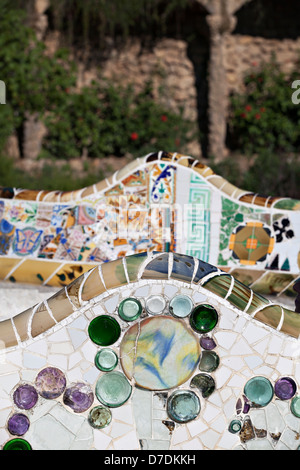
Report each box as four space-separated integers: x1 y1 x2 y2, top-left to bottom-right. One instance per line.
0 151 299 302
0 252 299 450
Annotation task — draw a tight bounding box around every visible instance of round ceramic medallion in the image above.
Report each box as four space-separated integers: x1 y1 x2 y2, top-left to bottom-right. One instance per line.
120 316 200 390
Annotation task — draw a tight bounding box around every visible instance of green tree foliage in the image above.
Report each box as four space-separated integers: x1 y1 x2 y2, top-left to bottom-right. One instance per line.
0 0 196 161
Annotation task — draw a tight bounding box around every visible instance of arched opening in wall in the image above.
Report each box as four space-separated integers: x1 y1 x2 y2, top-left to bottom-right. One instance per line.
44 0 210 159
159 2 210 158
233 0 300 39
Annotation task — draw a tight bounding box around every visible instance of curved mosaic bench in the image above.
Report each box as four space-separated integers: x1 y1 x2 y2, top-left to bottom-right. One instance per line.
0 151 299 299
0 252 299 450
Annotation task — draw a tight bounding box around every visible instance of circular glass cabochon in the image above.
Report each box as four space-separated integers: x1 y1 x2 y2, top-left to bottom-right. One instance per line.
169 295 193 318
145 295 166 315
88 315 121 346
120 316 200 390
189 304 218 334
167 390 200 423
95 348 118 372
95 371 132 408
244 376 274 407
118 298 142 322
3 438 32 450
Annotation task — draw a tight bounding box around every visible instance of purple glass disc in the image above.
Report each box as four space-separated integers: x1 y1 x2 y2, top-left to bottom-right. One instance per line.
200 336 216 350
63 383 94 413
13 384 38 410
274 377 297 400
8 413 30 436
35 367 66 399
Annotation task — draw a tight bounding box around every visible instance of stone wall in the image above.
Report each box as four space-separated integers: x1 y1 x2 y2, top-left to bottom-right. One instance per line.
225 34 300 94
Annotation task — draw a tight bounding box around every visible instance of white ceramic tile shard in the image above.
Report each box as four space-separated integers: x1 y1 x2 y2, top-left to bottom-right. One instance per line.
0 273 299 451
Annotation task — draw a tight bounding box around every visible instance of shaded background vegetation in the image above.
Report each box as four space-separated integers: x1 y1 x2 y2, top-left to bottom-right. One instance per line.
0 0 299 197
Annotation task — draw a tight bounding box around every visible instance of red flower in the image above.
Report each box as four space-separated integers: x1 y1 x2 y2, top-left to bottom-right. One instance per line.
245 105 252 112
255 113 261 120
240 112 246 118
130 132 138 141
260 107 266 113
161 115 168 122
252 61 258 67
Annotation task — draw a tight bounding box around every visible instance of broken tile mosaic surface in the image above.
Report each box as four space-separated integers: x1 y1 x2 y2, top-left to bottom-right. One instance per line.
0 252 299 450
0 151 299 302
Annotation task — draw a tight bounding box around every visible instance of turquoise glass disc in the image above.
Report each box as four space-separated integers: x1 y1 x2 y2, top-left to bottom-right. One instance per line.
118 298 142 322
244 376 274 407
88 315 121 346
95 348 118 372
167 390 200 423
291 396 300 418
169 295 193 318
95 371 132 407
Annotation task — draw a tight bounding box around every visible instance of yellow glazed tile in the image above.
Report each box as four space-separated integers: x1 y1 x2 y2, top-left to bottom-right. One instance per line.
253 305 282 330
31 302 56 338
81 267 106 301
11 259 63 285
14 190 39 201
46 289 75 323
13 307 34 343
66 274 86 309
101 258 128 290
46 263 94 287
0 319 18 349
0 257 22 280
280 307 300 338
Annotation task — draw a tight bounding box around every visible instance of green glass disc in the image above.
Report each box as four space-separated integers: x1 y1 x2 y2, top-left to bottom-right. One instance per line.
88 315 121 346
169 295 193 318
244 376 274 407
291 396 300 418
167 390 200 423
3 438 32 450
189 304 218 333
199 351 220 372
88 405 112 429
95 348 118 372
118 298 142 322
95 371 132 408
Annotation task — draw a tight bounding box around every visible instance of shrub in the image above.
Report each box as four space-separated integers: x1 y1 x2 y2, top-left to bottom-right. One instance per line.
42 80 197 159
228 55 300 155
